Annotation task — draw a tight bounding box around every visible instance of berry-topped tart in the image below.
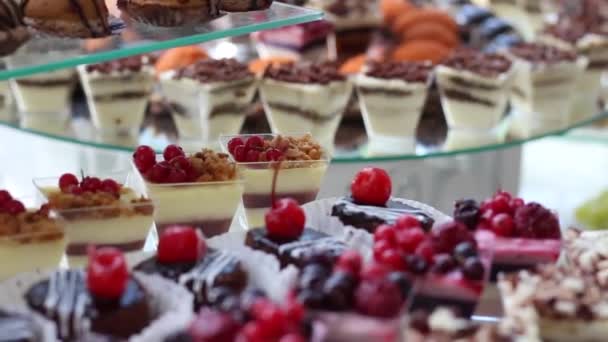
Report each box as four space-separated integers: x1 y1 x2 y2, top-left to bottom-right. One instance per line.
132 144 244 237
331 167 448 234
245 198 347 268
0 190 66 280
371 215 491 318
292 249 409 341
220 133 329 228
24 247 192 341
453 191 562 282
34 172 153 267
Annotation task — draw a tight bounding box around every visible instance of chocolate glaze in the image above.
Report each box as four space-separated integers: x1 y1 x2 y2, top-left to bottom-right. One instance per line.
25 269 150 340
0 309 39 342
267 102 340 123
245 228 346 268
66 240 145 256
358 87 413 97
86 55 152 74
331 197 434 233
442 88 494 107
0 0 24 28
15 78 73 87
242 191 318 209
135 249 247 310
156 218 233 238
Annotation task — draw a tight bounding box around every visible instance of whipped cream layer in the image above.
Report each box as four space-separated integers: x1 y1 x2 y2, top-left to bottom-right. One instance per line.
10 69 75 114
0 236 66 280
356 74 429 139
260 79 352 150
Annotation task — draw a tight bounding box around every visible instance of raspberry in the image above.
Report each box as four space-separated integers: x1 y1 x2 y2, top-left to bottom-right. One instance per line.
514 202 561 239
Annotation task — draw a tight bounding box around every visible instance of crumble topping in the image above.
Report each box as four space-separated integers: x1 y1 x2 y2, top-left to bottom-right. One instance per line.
264 134 324 161
174 58 253 83
365 61 433 83
85 55 155 74
442 48 512 76
47 188 153 220
263 61 346 84
190 149 238 182
0 211 64 243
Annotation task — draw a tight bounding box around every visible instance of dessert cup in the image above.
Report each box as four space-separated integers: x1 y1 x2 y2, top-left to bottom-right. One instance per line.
34 172 154 267
0 81 15 122
77 56 155 136
220 133 330 229
10 68 75 115
442 125 504 151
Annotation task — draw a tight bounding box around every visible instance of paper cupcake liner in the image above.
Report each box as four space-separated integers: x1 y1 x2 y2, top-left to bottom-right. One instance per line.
0 270 194 342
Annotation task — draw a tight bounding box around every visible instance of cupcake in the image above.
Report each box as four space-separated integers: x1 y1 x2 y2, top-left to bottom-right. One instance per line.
23 0 111 38
34 172 154 267
117 0 221 26
356 61 433 154
0 0 30 57
220 133 329 228
0 190 66 280
160 58 257 141
132 144 243 237
24 248 193 341
260 62 353 151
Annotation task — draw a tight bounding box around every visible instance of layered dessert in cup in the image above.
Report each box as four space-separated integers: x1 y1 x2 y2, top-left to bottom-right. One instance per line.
160 58 257 142
260 62 353 152
506 42 587 137
34 172 154 267
0 190 66 280
356 61 433 155
78 55 155 136
10 68 75 117
132 144 243 237
252 20 335 62
220 133 329 229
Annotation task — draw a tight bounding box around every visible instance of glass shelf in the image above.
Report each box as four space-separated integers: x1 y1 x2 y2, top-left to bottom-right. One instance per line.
0 2 322 81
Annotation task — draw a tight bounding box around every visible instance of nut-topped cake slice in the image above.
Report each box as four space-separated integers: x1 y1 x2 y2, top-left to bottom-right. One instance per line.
0 190 66 280
220 133 329 228
160 58 257 141
260 62 353 151
34 172 153 267
133 144 243 237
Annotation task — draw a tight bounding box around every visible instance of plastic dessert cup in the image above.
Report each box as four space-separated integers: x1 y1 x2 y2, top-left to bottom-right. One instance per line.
34 173 154 267
219 134 330 229
313 311 406 342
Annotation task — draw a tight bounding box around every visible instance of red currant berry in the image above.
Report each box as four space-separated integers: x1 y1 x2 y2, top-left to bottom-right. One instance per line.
0 190 11 204
5 200 25 215
350 168 392 206
169 156 193 173
69 185 84 195
167 168 188 184
395 215 421 231
380 249 407 271
246 149 261 163
133 145 156 173
284 297 305 323
145 163 171 183
87 247 128 299
265 198 305 240
490 195 511 214
227 137 245 155
233 145 247 162
241 322 266 342
373 239 393 261
373 224 396 244
100 179 120 195
510 197 525 210
280 334 306 342
495 190 512 201
58 173 79 192
256 303 287 338
395 227 425 253
189 309 239 342
163 144 185 161
245 136 264 150
81 177 102 192
415 239 435 263
335 250 362 275
266 148 283 161
157 225 207 263
491 213 515 237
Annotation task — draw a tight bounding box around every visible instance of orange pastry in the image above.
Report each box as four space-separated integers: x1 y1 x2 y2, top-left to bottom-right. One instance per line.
248 56 294 75
381 0 413 25
401 22 460 48
392 9 458 37
391 40 449 64
155 46 208 75
340 54 367 75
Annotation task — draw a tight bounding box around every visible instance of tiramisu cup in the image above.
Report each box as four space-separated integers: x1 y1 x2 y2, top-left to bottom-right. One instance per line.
10 68 75 115
252 21 335 62
0 192 66 280
506 43 587 137
78 55 155 136
260 62 353 151
132 145 243 237
220 134 329 229
34 172 154 267
436 49 513 131
160 58 257 142
356 61 433 155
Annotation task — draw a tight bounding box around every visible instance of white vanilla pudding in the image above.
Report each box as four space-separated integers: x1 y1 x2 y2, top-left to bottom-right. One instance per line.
436 49 513 131
78 55 155 136
356 61 433 153
160 58 257 142
260 62 352 151
10 68 75 114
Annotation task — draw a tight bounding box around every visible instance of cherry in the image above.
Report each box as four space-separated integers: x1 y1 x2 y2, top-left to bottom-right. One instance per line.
373 239 393 261
87 247 129 299
380 249 407 271
431 221 474 254
133 145 156 173
58 173 79 192
414 240 435 263
395 227 425 253
169 156 193 173
5 200 25 215
265 198 306 240
167 168 188 183
146 162 171 183
157 226 207 264
373 224 396 244
266 148 283 161
284 297 305 323
432 254 457 274
227 137 245 155
256 304 287 338
81 177 102 192
163 144 185 161
246 136 265 150
100 179 120 195
234 145 247 162
246 149 261 163
395 215 421 231
491 213 515 237
350 168 392 206
495 190 512 201
335 250 362 276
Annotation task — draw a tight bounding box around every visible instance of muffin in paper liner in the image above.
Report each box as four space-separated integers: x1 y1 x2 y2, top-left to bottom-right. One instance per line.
0 270 194 342
0 305 57 342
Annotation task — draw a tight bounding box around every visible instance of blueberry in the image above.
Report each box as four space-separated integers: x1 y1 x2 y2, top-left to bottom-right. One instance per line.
454 242 478 263
297 289 326 309
322 272 357 311
301 250 336 268
431 254 457 274
462 257 485 281
387 272 412 297
406 255 428 274
453 199 480 230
